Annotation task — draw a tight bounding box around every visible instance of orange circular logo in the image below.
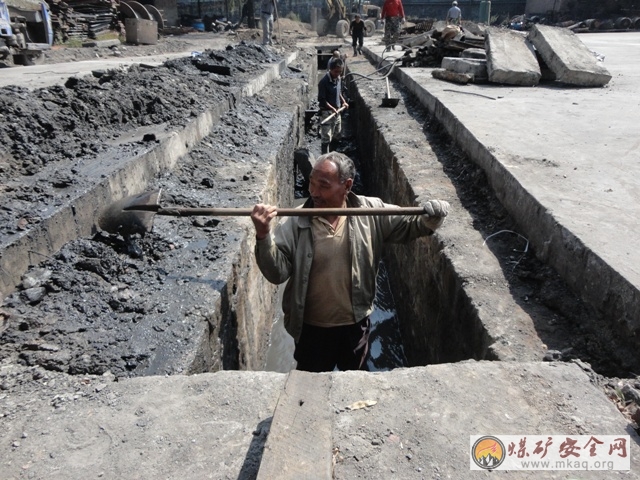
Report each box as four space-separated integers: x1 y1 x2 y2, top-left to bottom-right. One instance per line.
472 436 506 469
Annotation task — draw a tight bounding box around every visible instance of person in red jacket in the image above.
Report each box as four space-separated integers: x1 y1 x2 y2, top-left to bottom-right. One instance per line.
381 0 405 46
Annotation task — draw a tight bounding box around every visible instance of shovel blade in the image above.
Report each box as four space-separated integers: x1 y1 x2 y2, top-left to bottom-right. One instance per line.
381 97 399 108
98 190 161 236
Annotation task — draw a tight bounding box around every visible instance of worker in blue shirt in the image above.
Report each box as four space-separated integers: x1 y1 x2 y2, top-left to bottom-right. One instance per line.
318 58 349 154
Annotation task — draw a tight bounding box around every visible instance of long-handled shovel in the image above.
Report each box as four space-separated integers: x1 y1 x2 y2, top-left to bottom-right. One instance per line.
382 77 399 108
320 105 347 125
98 190 430 236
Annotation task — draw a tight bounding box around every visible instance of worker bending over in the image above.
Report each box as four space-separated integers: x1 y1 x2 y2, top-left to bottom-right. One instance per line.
318 58 348 154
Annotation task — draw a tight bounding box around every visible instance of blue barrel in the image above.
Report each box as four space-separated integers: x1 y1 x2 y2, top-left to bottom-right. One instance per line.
192 19 205 31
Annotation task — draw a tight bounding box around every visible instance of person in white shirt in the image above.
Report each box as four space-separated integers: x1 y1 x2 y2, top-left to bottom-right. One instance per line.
446 1 462 25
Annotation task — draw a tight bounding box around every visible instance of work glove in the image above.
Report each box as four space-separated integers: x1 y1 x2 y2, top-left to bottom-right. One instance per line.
421 199 450 231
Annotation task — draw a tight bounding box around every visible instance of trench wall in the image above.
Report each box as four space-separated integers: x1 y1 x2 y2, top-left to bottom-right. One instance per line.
396 66 640 368
348 82 495 366
230 79 311 371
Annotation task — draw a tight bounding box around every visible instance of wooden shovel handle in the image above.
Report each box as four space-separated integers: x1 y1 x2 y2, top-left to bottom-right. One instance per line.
320 105 347 124
127 205 428 217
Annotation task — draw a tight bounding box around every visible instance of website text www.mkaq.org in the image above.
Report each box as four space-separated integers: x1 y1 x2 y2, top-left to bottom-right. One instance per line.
518 458 616 470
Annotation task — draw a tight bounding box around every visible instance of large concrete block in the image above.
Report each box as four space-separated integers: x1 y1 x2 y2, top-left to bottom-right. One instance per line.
441 56 487 78
485 27 541 86
528 24 612 87
461 47 487 59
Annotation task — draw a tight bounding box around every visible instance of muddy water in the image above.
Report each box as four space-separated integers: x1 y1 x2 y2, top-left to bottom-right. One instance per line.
264 264 407 373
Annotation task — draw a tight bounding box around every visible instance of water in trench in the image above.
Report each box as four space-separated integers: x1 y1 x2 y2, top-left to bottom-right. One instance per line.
264 101 408 372
264 262 408 373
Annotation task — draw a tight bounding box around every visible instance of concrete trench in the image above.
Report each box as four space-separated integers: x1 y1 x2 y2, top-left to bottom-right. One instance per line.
344 55 544 367
342 48 640 376
1 43 635 377
348 77 497 366
3 40 640 479
131 58 313 373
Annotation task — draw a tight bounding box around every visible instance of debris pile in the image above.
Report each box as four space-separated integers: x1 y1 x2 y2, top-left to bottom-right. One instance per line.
403 23 613 88
396 22 485 68
178 43 276 81
605 378 640 433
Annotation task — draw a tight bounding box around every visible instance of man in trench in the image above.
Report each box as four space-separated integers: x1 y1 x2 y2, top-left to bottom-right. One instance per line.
251 152 449 372
318 57 348 154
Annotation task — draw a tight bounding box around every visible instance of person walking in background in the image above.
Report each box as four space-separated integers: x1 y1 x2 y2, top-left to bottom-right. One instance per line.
260 0 277 46
318 58 348 154
239 0 249 26
327 49 348 84
250 153 449 373
327 49 341 70
447 0 462 25
350 14 365 56
381 0 405 46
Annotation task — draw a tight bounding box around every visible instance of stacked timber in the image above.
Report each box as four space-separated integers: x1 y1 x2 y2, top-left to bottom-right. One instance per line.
46 0 119 42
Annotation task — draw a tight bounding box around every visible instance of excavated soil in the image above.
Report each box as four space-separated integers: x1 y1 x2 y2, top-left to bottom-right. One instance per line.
0 42 282 238
0 32 310 377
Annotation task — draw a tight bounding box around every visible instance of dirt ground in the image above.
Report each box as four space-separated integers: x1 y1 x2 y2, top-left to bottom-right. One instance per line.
42 19 314 64
1 19 639 477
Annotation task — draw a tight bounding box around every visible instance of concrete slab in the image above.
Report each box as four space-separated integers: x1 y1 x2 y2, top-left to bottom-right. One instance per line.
364 32 640 362
461 47 487 59
529 24 612 87
257 370 333 479
441 56 487 78
331 362 640 478
3 363 637 479
82 39 122 48
0 369 287 479
485 27 541 86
